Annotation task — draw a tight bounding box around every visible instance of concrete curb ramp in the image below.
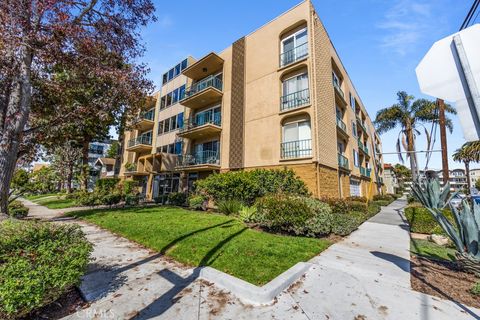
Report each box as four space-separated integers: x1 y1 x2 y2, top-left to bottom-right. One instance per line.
199 262 313 305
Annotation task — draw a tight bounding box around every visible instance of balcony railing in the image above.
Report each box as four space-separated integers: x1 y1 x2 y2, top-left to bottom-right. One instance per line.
280 89 310 112
338 153 349 170
281 139 312 159
141 109 155 121
185 75 222 98
358 138 369 155
180 112 221 133
336 117 347 132
177 150 220 167
360 167 371 178
280 42 308 67
356 116 367 132
333 82 344 98
127 135 152 148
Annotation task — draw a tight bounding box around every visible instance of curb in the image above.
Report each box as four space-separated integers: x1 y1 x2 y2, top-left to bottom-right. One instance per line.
199 262 313 305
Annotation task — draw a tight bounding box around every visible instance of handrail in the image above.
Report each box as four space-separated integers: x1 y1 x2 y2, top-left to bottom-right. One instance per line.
280 88 310 111
280 42 308 67
281 139 312 159
185 75 222 98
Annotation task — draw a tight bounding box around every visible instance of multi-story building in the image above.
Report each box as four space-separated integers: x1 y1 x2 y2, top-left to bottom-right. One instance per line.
119 1 384 200
383 164 399 194
88 139 117 188
469 168 480 193
421 168 468 192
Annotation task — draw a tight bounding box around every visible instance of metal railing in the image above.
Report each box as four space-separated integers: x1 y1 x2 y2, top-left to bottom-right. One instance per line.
280 89 310 111
280 42 308 67
356 116 367 132
360 167 371 177
338 153 349 170
185 75 223 98
281 139 312 159
333 82 344 98
336 117 347 132
127 135 152 148
177 150 220 167
179 111 221 133
358 138 369 155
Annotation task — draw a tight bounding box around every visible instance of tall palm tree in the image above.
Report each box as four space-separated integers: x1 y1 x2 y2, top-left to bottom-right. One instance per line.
374 91 456 180
453 141 480 192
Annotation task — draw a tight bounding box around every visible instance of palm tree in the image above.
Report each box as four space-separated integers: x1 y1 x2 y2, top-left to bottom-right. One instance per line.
453 141 480 192
374 91 456 180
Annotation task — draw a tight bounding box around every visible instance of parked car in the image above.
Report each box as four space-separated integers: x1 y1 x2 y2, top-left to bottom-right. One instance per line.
471 195 480 205
449 194 466 207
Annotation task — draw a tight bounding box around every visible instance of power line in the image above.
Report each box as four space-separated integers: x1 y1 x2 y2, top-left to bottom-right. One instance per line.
460 0 480 30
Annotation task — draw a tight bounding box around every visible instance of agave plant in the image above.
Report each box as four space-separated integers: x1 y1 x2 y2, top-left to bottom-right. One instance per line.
411 178 480 275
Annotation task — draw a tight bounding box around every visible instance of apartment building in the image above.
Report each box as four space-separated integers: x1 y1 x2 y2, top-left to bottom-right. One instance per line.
421 168 468 192
119 0 384 200
383 164 399 194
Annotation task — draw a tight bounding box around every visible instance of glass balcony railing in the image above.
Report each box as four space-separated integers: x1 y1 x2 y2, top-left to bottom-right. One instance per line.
280 42 308 67
177 150 220 167
338 153 349 170
180 111 221 133
142 109 155 121
127 135 152 148
185 75 223 98
358 138 369 155
280 89 310 112
281 139 312 159
336 117 347 132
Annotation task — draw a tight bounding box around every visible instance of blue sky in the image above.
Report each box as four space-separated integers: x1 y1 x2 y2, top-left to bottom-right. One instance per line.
136 0 477 170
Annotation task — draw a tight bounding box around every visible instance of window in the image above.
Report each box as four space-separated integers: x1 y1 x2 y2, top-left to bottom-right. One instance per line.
172 88 179 104
177 112 184 129
168 69 174 81
281 119 312 158
352 122 357 137
162 73 168 85
349 178 361 196
171 115 177 130
160 96 166 110
166 92 172 107
283 73 309 96
164 118 170 132
332 71 341 88
281 27 308 66
174 64 181 77
350 93 355 110
353 150 359 167
178 84 186 101
175 141 183 155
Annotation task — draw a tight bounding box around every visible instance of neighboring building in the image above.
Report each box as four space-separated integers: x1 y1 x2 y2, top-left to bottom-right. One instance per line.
420 168 468 192
88 139 117 188
94 158 116 179
119 1 384 200
469 168 480 193
383 164 398 194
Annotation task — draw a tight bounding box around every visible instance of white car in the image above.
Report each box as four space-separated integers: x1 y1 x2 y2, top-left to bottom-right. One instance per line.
449 194 465 207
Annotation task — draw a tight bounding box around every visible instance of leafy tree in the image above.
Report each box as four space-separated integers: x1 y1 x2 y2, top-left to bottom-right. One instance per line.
453 141 480 192
0 0 156 217
49 141 83 194
374 91 456 180
393 163 412 187
30 167 58 195
106 141 120 159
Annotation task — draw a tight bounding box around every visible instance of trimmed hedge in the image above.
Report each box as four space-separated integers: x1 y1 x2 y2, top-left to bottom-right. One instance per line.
95 178 120 192
346 196 367 203
195 169 309 205
404 205 455 235
167 192 187 206
0 220 92 319
7 201 29 219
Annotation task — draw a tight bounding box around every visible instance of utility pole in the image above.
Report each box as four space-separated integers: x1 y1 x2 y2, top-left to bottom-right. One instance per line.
438 99 449 185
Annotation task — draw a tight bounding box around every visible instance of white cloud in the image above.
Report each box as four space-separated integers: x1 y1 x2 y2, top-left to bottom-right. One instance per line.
377 0 433 56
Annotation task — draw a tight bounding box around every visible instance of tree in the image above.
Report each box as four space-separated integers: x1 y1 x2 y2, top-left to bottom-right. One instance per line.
453 141 480 192
374 91 456 180
106 141 120 159
49 141 83 194
30 166 58 195
0 0 155 218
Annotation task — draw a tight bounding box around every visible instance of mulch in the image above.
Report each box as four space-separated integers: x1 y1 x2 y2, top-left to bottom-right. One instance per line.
411 255 479 309
23 287 87 320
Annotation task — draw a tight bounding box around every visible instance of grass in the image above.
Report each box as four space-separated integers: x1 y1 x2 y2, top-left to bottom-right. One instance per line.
24 193 63 201
35 197 78 209
410 239 456 262
69 206 331 285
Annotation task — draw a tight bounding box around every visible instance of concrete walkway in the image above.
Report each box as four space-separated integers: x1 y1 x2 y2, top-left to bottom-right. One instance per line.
19 199 480 320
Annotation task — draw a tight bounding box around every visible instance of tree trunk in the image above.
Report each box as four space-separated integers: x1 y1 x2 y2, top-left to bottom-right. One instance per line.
81 140 90 190
66 163 73 194
0 46 33 218
465 161 471 193
406 123 418 181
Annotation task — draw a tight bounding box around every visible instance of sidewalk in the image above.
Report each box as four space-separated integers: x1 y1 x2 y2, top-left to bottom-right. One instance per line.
19 199 480 319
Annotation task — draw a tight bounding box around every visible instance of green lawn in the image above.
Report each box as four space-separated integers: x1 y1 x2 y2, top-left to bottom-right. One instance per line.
35 197 78 209
69 206 331 285
25 193 63 201
410 239 456 262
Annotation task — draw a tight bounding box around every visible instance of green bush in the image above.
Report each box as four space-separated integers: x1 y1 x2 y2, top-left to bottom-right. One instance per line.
346 196 367 203
77 192 101 207
101 193 122 207
122 180 138 196
367 202 381 217
318 196 349 215
217 199 243 216
125 194 140 206
404 205 455 235
303 198 333 236
188 195 206 210
7 201 29 219
373 194 394 202
95 178 120 192
471 281 480 296
0 220 92 319
238 205 257 222
373 200 391 207
167 192 187 206
195 169 309 205
347 201 367 213
154 195 167 204
331 211 365 236
407 195 417 204
65 191 83 200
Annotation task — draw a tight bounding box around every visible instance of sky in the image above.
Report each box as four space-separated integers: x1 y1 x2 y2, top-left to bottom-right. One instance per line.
131 0 478 170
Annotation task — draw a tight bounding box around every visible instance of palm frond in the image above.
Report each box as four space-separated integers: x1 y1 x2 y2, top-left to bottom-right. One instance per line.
396 138 404 163
374 105 404 134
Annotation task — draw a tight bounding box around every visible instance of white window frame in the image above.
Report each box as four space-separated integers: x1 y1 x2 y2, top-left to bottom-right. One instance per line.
282 119 311 143
282 72 309 96
281 27 308 55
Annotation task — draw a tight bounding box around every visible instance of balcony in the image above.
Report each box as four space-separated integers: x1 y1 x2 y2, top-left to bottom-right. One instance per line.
356 115 368 134
333 82 347 107
358 138 369 157
181 75 223 109
178 112 222 139
281 139 312 160
338 153 350 171
133 109 155 131
360 167 371 178
182 52 224 80
280 89 310 112
336 117 349 139
126 135 152 153
280 42 308 68
176 150 220 171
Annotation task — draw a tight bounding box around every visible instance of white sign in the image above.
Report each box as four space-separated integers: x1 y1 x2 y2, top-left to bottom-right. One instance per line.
416 24 480 141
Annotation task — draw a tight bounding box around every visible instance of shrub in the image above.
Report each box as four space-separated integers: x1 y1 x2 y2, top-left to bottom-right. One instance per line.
471 281 480 296
407 195 417 204
217 199 243 216
167 192 187 206
373 200 391 207
195 169 309 205
404 205 454 235
373 194 394 202
188 195 206 210
122 180 138 196
347 201 368 213
154 195 167 204
0 220 92 319
125 194 140 206
101 193 122 207
367 202 381 217
318 196 349 215
331 211 364 236
238 205 257 222
7 201 29 219
95 178 120 193
65 191 83 200
303 198 333 236
77 192 101 207
346 196 367 203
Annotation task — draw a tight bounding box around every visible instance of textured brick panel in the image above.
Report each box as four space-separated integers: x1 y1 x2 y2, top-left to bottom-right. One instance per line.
229 37 246 169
